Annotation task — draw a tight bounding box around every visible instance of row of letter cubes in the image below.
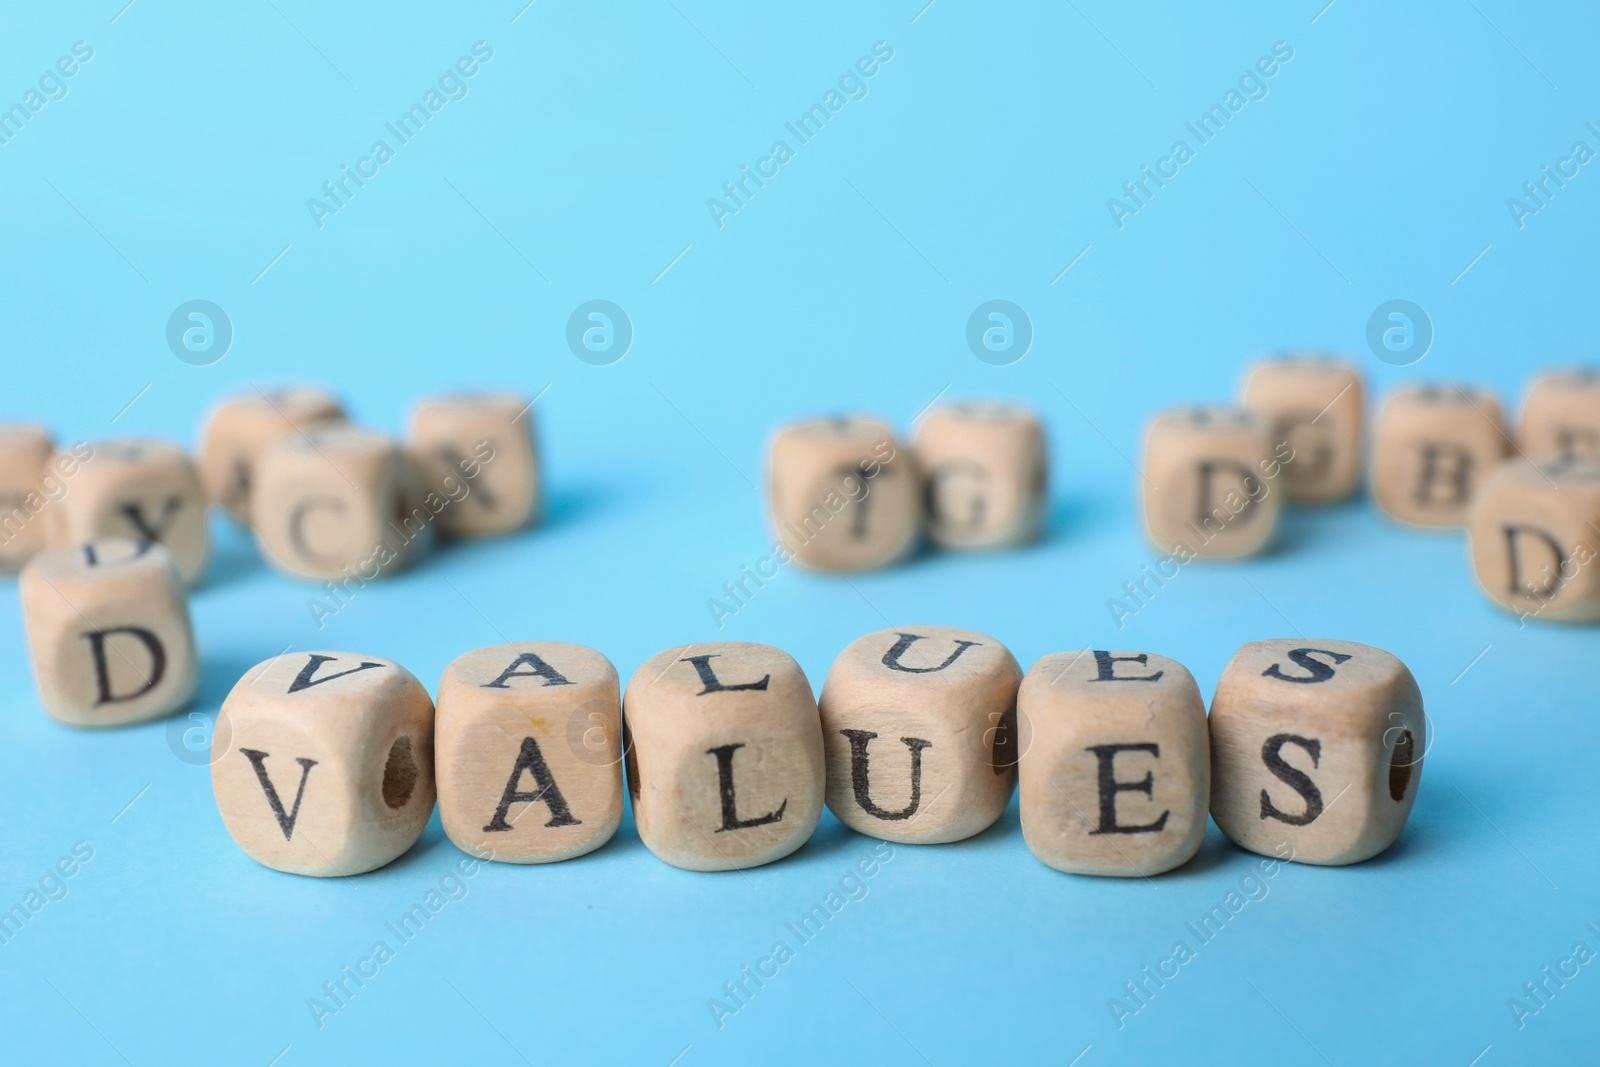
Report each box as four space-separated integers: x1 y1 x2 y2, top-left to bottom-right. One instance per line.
209 630 1425 877
1143 360 1600 621
0 388 542 583
765 403 1048 571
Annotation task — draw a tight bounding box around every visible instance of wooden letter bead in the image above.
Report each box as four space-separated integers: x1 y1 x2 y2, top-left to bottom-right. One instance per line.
818 626 1021 844
47 438 209 584
0 424 55 571
623 642 824 871
19 539 198 727
197 387 345 525
766 416 919 571
913 402 1047 549
1016 650 1208 876
213 651 435 876
1519 369 1600 462
1372 385 1507 527
1240 356 1364 503
1467 457 1600 622
435 643 622 863
1140 407 1284 558
253 426 418 580
1209 639 1424 866
407 393 540 538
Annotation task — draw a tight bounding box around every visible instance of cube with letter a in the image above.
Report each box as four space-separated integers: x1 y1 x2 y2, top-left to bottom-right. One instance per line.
818 625 1021 844
1017 650 1208 876
212 651 435 876
1209 639 1424 866
435 642 622 863
623 642 824 871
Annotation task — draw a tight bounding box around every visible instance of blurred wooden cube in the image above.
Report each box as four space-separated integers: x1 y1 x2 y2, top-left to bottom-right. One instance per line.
407 393 540 538
1372 384 1506 527
1241 355 1364 503
1140 407 1284 558
0 424 56 571
1209 639 1424 865
19 539 197 727
1017 649 1208 876
623 642 823 871
436 642 622 863
212 650 435 876
913 401 1047 549
819 625 1020 843
47 438 209 584
198 387 345 525
1519 369 1600 462
1468 457 1600 623
766 416 919 571
253 425 422 581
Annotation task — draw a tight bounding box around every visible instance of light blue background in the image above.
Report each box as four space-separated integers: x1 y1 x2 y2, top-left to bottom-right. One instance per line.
1 0 1596 1063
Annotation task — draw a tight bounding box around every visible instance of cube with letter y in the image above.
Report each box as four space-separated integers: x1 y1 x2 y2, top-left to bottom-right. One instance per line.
623 642 824 871
212 651 435 876
1209 639 1424 865
435 642 622 863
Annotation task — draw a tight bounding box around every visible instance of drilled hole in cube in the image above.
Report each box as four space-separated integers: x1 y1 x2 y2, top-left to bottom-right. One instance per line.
622 716 641 801
382 736 418 809
1388 730 1414 801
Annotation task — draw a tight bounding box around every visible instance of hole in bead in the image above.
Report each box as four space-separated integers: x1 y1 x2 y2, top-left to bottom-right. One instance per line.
382 737 418 809
1388 730 1414 801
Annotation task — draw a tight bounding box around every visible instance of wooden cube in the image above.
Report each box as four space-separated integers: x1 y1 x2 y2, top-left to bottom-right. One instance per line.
1240 355 1364 503
0 424 56 571
623 642 824 871
1520 369 1600 462
19 539 198 727
212 650 435 876
47 438 209 584
1372 385 1507 527
766 416 919 571
1017 650 1208 876
1467 457 1600 623
436 642 622 863
197 387 345 525
1209 639 1424 866
407 393 540 538
253 426 421 581
1140 407 1284 558
818 626 1020 843
912 401 1047 549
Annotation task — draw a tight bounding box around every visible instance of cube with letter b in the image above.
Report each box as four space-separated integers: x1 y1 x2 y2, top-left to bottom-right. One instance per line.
1467 457 1600 623
435 642 622 863
20 539 198 727
623 642 824 871
212 651 435 876
1372 384 1507 528
818 626 1021 844
1140 407 1285 559
1209 639 1424 865
1017 650 1208 876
